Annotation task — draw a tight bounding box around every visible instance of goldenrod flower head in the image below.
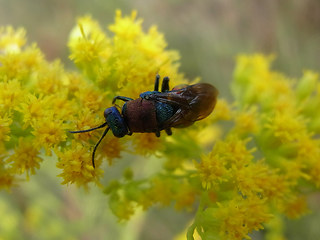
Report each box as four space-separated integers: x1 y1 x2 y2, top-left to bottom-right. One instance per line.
194 125 221 148
108 193 135 221
213 196 272 240
7 138 42 179
132 133 163 156
0 169 16 190
0 79 24 110
109 10 142 40
32 118 67 155
283 195 309 219
213 135 255 168
265 111 307 143
148 177 174 206
296 134 320 164
195 152 228 190
0 113 12 142
210 98 232 121
0 26 26 53
35 60 67 94
233 106 259 135
69 16 110 65
296 70 318 100
0 44 44 81
233 54 274 104
174 182 197 210
99 135 124 165
56 141 102 187
233 160 270 197
17 94 51 128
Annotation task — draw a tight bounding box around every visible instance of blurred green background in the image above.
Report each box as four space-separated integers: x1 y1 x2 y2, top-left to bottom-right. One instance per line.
0 0 320 239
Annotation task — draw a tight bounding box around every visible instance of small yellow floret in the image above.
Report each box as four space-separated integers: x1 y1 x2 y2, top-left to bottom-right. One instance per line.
265 111 307 143
195 152 228 190
0 26 26 52
7 138 42 179
56 141 103 187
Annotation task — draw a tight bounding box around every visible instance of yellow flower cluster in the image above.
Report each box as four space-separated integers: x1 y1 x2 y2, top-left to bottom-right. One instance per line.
187 54 320 239
0 26 70 187
0 11 195 190
1 11 320 240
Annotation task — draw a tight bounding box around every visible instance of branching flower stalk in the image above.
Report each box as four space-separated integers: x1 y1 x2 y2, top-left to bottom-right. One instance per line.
1 10 320 240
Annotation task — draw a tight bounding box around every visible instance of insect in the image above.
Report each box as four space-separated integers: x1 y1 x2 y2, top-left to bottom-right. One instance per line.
70 75 218 168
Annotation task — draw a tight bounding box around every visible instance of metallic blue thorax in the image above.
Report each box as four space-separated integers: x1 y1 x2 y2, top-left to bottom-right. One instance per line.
139 91 158 100
140 91 175 126
154 102 174 125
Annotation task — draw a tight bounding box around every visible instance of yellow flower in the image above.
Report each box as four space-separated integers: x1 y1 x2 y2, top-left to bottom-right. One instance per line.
17 94 51 128
69 108 103 142
35 60 67 94
99 135 124 165
211 98 232 121
174 181 197 210
0 113 12 142
233 106 259 135
0 44 43 81
132 133 163 156
283 195 309 219
56 141 103 187
296 70 318 100
265 111 307 143
233 160 288 200
138 26 166 57
148 177 174 206
194 125 221 148
213 135 255 168
0 169 16 190
213 196 272 240
109 10 142 41
74 84 106 112
108 193 135 221
296 134 320 164
233 54 274 104
280 159 310 185
32 117 67 155
195 152 228 190
6 138 42 179
69 15 110 65
0 79 24 110
0 26 26 52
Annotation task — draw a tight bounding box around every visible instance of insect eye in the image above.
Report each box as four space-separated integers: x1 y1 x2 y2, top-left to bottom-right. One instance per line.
104 108 112 119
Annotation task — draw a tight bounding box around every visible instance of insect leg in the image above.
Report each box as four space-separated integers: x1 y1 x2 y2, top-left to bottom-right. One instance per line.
92 127 110 168
112 96 133 104
154 74 160 91
165 128 172 136
161 76 170 92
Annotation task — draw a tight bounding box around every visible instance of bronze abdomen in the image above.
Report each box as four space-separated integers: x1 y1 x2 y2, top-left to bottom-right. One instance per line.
122 99 158 133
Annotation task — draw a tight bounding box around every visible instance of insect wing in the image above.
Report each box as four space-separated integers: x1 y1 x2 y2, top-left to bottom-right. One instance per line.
187 83 218 121
148 83 218 128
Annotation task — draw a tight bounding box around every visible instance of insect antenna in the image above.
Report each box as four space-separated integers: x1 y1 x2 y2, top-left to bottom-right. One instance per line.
69 122 110 168
91 127 110 168
69 122 108 133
